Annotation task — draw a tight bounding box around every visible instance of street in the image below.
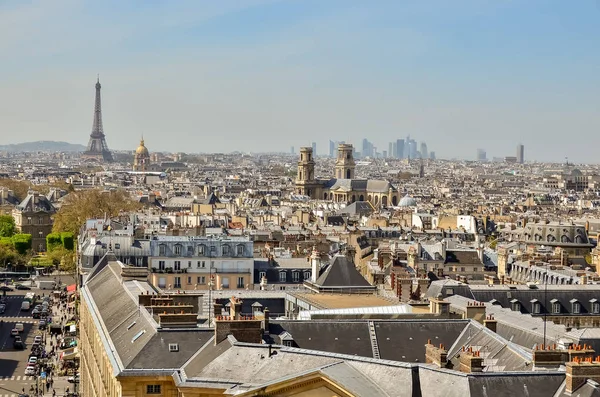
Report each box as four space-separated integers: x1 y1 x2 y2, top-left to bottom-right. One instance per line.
0 281 77 397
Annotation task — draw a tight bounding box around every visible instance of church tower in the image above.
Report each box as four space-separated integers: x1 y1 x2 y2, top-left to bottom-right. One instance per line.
295 147 318 197
335 143 356 179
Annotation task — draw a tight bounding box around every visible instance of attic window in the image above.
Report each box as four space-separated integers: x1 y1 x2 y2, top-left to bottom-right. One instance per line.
169 343 179 352
132 330 146 343
127 321 136 330
114 243 120 250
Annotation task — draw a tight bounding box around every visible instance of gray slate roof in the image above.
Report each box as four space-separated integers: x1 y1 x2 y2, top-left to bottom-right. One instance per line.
314 255 371 288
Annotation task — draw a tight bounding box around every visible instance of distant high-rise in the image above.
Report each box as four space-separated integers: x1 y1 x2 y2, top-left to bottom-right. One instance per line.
388 142 393 158
517 144 524 164
429 151 436 160
329 140 335 157
420 142 428 159
477 149 487 162
396 139 404 159
82 76 113 162
311 142 317 157
291 146 295 155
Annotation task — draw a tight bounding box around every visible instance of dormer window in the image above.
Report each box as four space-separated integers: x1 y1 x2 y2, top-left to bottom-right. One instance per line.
530 299 541 314
187 246 194 256
510 299 521 312
236 244 244 256
591 299 600 314
550 299 560 314
174 244 182 256
304 271 311 280
279 271 287 282
197 245 205 255
222 245 230 256
571 300 581 314
159 244 166 256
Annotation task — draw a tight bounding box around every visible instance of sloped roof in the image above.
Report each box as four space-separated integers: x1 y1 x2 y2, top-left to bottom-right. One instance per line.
314 256 371 288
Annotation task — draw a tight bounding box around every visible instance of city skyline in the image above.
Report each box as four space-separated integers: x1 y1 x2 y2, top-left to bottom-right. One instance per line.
1 1 599 162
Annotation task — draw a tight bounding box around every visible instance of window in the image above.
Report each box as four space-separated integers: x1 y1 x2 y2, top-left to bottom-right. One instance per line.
198 245 205 255
283 340 293 347
473 267 478 272
237 245 244 256
188 261 192 268
114 243 120 249
158 277 166 288
292 272 299 282
38 217 43 225
222 245 230 256
279 272 287 282
169 343 179 352
147 385 161 394
136 257 143 266
446 288 454 296
158 261 165 270
197 261 201 268
174 245 182 255
259 271 266 280
174 261 181 271
237 277 244 288
187 276 192 284
573 302 581 314
552 303 561 314
460 267 465 272
510 300 520 312
532 302 541 314
592 302 600 314
222 277 229 289
38 231 43 238
197 276 206 284
187 246 193 256
210 245 216 254
304 271 311 280
201 261 206 268
174 277 181 289
159 244 166 256
132 330 146 342
27 217 32 225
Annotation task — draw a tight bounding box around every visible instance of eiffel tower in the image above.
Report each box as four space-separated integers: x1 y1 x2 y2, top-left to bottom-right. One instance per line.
82 76 113 162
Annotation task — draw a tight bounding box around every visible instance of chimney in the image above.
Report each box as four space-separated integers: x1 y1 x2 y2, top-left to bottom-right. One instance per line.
230 296 242 320
425 340 448 368
417 278 429 297
399 278 412 303
566 357 600 394
310 246 319 283
465 301 486 324
263 307 270 334
533 344 567 370
429 295 450 317
483 315 497 333
213 302 223 317
568 344 596 363
459 349 484 373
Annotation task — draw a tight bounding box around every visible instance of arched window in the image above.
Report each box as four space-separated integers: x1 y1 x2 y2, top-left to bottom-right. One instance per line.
382 196 388 206
174 244 182 256
359 195 364 201
197 244 205 256
575 235 583 244
222 245 231 256
236 244 244 256
547 234 556 242
561 235 571 243
392 196 398 206
374 196 379 205
324 192 328 200
159 244 166 256
346 169 351 179
351 195 356 202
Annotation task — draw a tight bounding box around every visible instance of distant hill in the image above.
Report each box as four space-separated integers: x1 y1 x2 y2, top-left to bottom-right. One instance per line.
0 141 87 152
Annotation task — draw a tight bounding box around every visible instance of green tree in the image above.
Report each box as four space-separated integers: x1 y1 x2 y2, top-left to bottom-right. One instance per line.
0 215 16 237
47 246 76 273
12 234 32 256
52 189 141 235
46 233 63 251
60 232 75 250
0 241 17 268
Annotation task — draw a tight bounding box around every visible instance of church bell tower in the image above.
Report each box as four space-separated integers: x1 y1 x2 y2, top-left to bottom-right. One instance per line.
335 143 356 179
295 147 317 197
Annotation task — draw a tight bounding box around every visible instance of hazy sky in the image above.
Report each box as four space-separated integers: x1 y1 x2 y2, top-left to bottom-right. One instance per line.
1 0 599 162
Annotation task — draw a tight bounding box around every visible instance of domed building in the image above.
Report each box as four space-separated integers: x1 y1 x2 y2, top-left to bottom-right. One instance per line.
133 138 151 171
398 194 417 207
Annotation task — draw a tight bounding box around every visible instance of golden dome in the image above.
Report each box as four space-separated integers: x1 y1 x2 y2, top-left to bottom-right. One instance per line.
136 139 149 156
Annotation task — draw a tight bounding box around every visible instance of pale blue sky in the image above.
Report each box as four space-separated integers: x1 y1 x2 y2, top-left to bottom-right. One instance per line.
0 0 598 161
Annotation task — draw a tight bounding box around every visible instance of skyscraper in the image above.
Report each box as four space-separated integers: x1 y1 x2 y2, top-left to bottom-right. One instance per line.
477 149 487 162
388 142 393 158
329 140 335 158
420 142 428 159
517 144 524 164
82 76 113 162
311 142 317 157
396 139 404 159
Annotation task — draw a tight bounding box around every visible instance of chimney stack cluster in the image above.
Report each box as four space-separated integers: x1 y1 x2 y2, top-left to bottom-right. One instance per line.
458 346 484 373
425 340 448 368
567 356 600 394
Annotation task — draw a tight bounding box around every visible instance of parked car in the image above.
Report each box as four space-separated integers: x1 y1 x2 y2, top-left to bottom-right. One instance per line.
38 320 46 329
14 284 31 290
0 285 13 292
10 328 19 337
31 310 40 319
24 365 36 375
28 357 37 365
33 335 42 344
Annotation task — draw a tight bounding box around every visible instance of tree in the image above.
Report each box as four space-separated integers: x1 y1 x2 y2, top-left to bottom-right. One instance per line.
12 234 32 255
0 179 31 201
46 233 63 252
0 215 16 237
0 241 17 268
47 246 76 273
52 189 141 235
